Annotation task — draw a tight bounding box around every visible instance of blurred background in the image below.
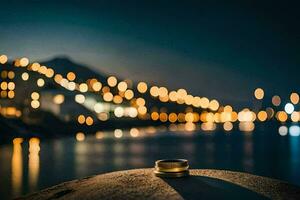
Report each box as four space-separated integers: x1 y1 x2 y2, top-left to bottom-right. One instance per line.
0 0 300 199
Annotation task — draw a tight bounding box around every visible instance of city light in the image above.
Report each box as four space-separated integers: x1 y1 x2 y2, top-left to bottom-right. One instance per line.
107 76 117 87
254 88 264 100
137 82 147 93
284 103 294 114
0 55 8 64
278 126 288 136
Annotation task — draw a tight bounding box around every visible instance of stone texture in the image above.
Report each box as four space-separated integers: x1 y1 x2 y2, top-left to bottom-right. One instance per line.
18 169 300 200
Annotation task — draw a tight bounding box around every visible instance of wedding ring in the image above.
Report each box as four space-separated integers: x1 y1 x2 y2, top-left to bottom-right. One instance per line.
154 159 189 178
155 159 188 169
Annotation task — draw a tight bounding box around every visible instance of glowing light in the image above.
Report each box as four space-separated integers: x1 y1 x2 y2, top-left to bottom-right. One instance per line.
150 86 159 97
159 113 168 122
92 82 102 91
278 126 288 136
92 103 102 113
67 82 76 91
53 94 65 104
113 95 123 104
8 91 15 98
239 122 255 132
103 92 113 102
38 65 47 74
102 86 110 93
75 94 85 104
158 87 168 97
201 122 216 131
137 82 148 93
136 98 146 106
185 122 196 131
291 112 300 122
85 116 94 126
12 137 23 197
95 131 104 139
77 115 85 124
238 110 256 122
98 112 109 121
37 78 45 87
21 72 29 81
254 88 264 100
8 71 15 79
19 57 29 67
31 100 40 109
54 74 62 83
114 107 124 118
277 111 288 122
223 121 233 131
1 70 7 78
117 81 128 92
169 91 178 102
224 105 232 112
79 83 88 92
289 125 300 137
114 129 123 138
28 138 40 191
185 112 194 122
257 111 267 122
1 91 7 98
290 92 299 104
0 82 7 90
0 55 8 64
76 132 85 141
192 96 201 107
168 113 178 123
272 95 281 106
30 63 40 71
8 82 15 90
184 95 193 105
31 92 40 100
151 112 159 121
138 106 147 115
45 68 54 78
67 72 76 81
124 89 134 100
200 97 209 109
208 99 219 111
130 128 139 137
177 89 187 99
159 95 169 102
107 76 117 87
284 103 294 114
126 107 137 118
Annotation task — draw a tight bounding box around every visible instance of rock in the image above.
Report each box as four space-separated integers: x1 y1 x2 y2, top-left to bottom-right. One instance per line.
18 169 300 200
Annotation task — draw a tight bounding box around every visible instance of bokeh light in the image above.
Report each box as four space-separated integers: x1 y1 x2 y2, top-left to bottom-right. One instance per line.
254 88 264 100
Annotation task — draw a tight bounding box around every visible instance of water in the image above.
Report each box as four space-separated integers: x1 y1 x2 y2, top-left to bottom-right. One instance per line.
1 124 300 199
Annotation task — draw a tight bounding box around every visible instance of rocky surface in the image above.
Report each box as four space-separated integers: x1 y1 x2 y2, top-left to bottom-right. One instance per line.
18 169 300 200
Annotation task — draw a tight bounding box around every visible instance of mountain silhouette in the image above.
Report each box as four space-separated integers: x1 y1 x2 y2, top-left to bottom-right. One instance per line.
41 56 107 82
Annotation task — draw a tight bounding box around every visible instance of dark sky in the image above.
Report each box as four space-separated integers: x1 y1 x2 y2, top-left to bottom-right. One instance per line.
1 0 300 106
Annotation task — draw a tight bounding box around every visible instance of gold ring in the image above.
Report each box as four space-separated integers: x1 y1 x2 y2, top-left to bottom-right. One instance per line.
154 159 189 178
155 159 188 169
155 166 189 173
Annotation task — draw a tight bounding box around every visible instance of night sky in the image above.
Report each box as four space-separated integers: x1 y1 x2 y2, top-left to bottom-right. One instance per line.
1 0 299 106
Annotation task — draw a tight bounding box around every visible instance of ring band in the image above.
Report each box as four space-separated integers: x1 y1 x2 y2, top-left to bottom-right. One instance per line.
155 166 189 173
155 159 188 168
154 159 189 178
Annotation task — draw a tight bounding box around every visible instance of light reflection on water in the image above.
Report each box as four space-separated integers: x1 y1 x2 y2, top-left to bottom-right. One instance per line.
0 124 300 199
11 138 23 198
